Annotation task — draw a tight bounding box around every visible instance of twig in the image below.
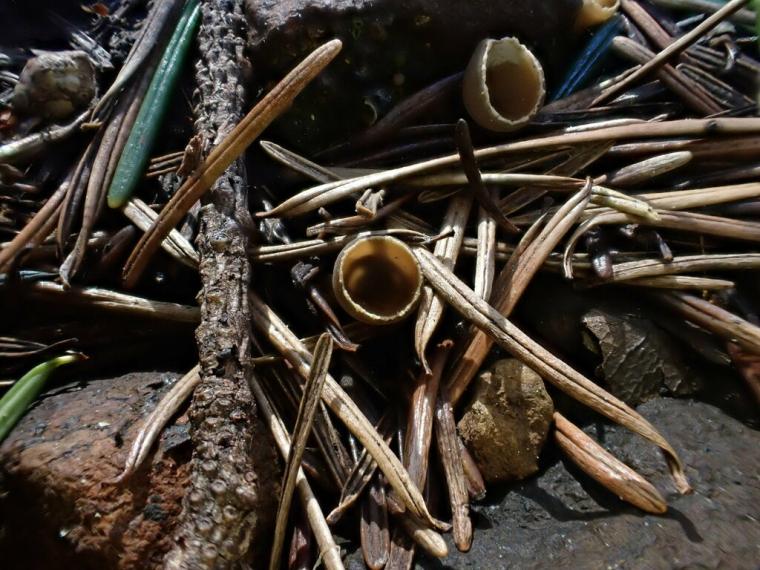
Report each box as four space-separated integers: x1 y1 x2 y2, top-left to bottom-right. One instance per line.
260 118 760 220
564 210 760 278
361 476 390 570
0 111 89 165
60 54 158 282
23 280 199 323
289 508 313 570
617 275 735 290
435 392 472 552
405 343 449 489
93 0 184 116
581 182 760 225
414 193 472 371
610 253 760 281
326 413 393 525
122 198 198 267
446 186 591 407
247 291 447 530
655 291 760 354
608 135 760 159
596 151 693 187
461 444 487 500
454 119 518 233
248 229 430 263
649 0 756 27
0 171 70 272
610 36 721 114
473 192 497 301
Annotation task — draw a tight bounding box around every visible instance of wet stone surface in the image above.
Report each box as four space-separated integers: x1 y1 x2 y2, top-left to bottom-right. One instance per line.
344 398 759 569
427 398 760 569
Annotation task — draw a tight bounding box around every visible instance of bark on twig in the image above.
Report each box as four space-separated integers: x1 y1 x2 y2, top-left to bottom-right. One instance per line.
164 1 266 567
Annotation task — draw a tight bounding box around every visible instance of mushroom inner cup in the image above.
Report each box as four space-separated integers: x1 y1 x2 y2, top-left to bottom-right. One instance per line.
342 240 420 317
486 45 542 121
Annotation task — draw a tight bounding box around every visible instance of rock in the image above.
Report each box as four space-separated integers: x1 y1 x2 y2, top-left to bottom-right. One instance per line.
244 0 581 151
516 276 757 423
0 371 280 569
458 359 554 483
420 398 760 569
582 308 703 405
12 50 96 120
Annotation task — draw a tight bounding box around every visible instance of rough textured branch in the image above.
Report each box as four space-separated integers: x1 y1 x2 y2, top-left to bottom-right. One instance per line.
164 1 268 568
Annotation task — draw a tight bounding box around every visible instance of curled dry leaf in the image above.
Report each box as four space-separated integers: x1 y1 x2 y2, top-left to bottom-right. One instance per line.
269 334 334 570
412 246 691 494
554 412 667 514
247 291 447 531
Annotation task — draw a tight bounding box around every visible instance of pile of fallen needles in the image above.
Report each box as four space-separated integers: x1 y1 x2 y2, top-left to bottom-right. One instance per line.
2 0 760 568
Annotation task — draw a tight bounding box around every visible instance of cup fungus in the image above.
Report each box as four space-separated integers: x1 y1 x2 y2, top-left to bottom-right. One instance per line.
332 236 422 325
574 0 621 30
462 36 546 133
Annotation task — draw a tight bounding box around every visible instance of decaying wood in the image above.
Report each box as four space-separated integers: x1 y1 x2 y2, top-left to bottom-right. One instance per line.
164 2 264 567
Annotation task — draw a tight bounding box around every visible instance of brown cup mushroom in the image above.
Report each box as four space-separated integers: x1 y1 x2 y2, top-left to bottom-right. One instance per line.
574 0 620 31
332 236 422 325
462 36 546 133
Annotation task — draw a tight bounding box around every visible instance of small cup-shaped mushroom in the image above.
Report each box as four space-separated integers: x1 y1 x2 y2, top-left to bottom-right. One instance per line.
574 0 620 31
332 236 422 325
462 36 545 133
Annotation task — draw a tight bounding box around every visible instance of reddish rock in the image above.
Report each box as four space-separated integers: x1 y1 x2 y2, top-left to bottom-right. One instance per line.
0 371 279 569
